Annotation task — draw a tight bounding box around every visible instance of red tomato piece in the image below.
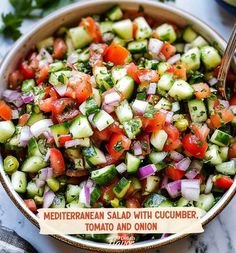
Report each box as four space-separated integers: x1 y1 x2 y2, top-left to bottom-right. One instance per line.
66 169 89 177
142 112 166 133
165 165 185 181
104 43 130 65
100 178 119 204
190 123 210 142
126 198 141 208
19 62 35 79
52 98 77 115
24 199 37 213
136 134 151 156
228 142 236 159
163 139 182 152
192 83 211 99
58 134 72 146
137 69 159 83
36 64 49 84
163 124 180 141
160 42 176 60
50 148 65 176
18 114 30 126
0 100 12 120
174 64 187 80
213 175 234 190
8 70 24 89
55 109 80 123
52 38 67 59
80 17 102 43
126 62 140 83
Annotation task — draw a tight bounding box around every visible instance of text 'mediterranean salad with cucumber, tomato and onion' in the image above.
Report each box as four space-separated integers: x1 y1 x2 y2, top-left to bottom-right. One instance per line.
0 5 236 243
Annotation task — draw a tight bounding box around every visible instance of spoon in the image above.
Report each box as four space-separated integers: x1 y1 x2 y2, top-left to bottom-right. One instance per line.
217 22 236 99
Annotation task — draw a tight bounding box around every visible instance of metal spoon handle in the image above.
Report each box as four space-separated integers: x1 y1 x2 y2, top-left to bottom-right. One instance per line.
218 22 236 98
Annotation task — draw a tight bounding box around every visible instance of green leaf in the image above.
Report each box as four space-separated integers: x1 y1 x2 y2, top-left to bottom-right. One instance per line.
9 0 34 17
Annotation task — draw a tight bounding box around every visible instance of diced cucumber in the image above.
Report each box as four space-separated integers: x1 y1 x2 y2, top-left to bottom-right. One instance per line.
143 193 166 208
99 21 114 34
159 200 174 207
79 98 99 116
65 35 74 55
210 129 232 147
195 193 215 211
215 160 236 176
22 79 35 92
106 5 123 21
149 151 168 164
134 17 152 40
181 47 201 70
50 123 69 147
36 37 54 51
27 113 45 126
169 80 194 100
128 40 148 53
91 165 118 186
27 180 44 198
188 99 207 123
177 197 193 207
112 36 126 46
28 137 43 157
219 147 229 162
115 100 133 123
145 59 159 70
191 36 208 48
126 152 141 173
122 118 142 139
200 46 221 70
51 194 66 208
151 130 168 151
0 121 15 143
207 96 216 115
91 88 101 107
112 19 133 41
182 27 197 43
143 176 161 195
68 26 93 49
66 199 84 208
49 61 65 72
155 23 177 43
94 66 114 90
83 146 106 166
157 62 172 75
154 97 172 110
115 76 134 99
46 178 60 192
69 115 93 139
66 184 81 203
113 177 131 198
11 171 27 193
49 70 71 86
205 144 222 165
157 72 174 91
174 43 185 53
90 186 101 205
21 156 47 173
111 66 127 83
93 110 114 131
78 48 90 62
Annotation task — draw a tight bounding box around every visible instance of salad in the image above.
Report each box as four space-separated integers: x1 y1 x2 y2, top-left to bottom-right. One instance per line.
0 5 236 243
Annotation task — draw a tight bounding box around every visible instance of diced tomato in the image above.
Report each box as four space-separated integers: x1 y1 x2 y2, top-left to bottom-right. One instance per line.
163 124 179 140
182 133 208 159
8 70 24 89
80 17 102 43
228 142 236 159
55 109 80 123
19 62 35 79
147 94 160 105
210 109 234 128
89 43 108 66
65 71 92 104
52 98 77 115
165 165 185 181
126 62 140 83
137 69 159 84
117 233 134 245
142 112 166 133
221 109 234 123
66 169 89 177
52 38 67 59
136 134 151 156
126 197 141 208
210 114 222 128
100 178 119 204
0 100 12 120
160 42 176 60
106 133 131 160
18 114 30 126
133 22 138 38
108 122 125 135
104 43 130 65
93 128 111 142
24 199 37 213
213 175 234 190
229 95 236 106
192 83 211 99
195 174 205 184
50 148 65 176
174 64 187 80
190 123 210 142
164 139 182 152
36 64 49 84
58 134 72 146
39 97 55 113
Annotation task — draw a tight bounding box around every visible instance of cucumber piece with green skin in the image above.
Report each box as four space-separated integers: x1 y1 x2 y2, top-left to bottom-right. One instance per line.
219 147 229 162
157 72 174 91
106 5 123 21
112 19 133 41
126 152 141 173
143 176 161 195
177 197 193 207
159 199 174 207
27 113 45 126
115 100 133 123
83 146 106 166
188 99 207 123
195 193 215 211
69 115 93 139
48 70 71 86
99 21 114 33
181 47 201 70
21 156 47 173
191 36 208 48
154 97 172 110
27 180 44 198
143 193 166 208
69 26 93 49
66 199 84 208
93 110 114 131
174 43 185 53
111 66 127 83
94 66 114 90
47 178 60 192
3 156 19 175
157 62 172 75
215 160 236 176
7 126 21 147
91 165 118 185
49 61 65 72
151 130 168 151
205 144 222 165
51 194 66 208
200 46 221 70
78 48 90 62
112 36 126 46
134 17 152 40
11 171 27 193
210 129 232 147
0 121 15 143
90 186 101 205
155 23 177 43
168 80 194 100
50 122 69 147
122 118 142 140
66 184 81 203
182 26 197 43
115 76 134 100
128 40 148 54
36 37 54 51
21 79 35 92
145 59 159 70
149 151 168 164
113 177 131 198
28 137 43 157
79 98 99 116
207 96 217 115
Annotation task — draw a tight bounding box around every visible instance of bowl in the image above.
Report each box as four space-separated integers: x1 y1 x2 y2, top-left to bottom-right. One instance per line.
0 0 236 252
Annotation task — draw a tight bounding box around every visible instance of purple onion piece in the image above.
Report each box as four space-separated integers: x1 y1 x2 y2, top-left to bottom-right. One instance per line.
43 190 55 208
166 180 182 198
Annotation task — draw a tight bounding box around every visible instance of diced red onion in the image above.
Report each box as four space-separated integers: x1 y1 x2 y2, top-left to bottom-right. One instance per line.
184 43 191 53
161 176 168 189
165 111 173 123
147 82 157 95
22 94 34 104
173 114 181 121
38 48 53 67
189 160 203 171
102 103 115 113
44 149 50 162
54 85 67 97
138 164 157 180
138 155 145 159
157 52 166 62
205 175 213 194
176 157 191 171
86 179 95 188
79 185 90 207
166 180 182 198
67 51 79 64
132 100 148 115
208 77 218 86
88 114 96 127
12 110 19 119
90 76 96 87
46 167 53 179
116 163 127 174
43 130 53 143
104 92 121 105
64 139 90 148
167 54 181 65
219 99 229 109
181 179 200 201
185 160 203 179
30 119 53 138
3 89 24 107
39 168 49 181
19 126 32 147
170 151 184 162
185 168 199 179
230 106 236 114
148 38 164 58
36 178 45 188
133 141 142 156
43 190 55 208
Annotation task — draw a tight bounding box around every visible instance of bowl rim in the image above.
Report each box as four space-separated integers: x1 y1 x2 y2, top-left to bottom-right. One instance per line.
0 0 236 252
